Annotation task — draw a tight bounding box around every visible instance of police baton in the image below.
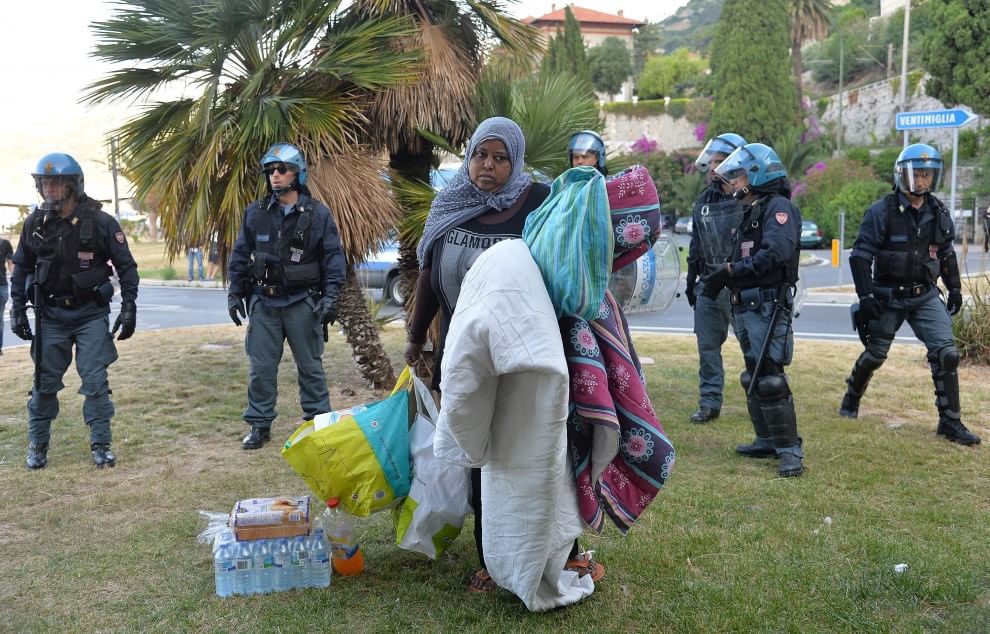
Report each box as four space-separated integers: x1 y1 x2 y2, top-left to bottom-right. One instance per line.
746 285 792 398
31 282 43 394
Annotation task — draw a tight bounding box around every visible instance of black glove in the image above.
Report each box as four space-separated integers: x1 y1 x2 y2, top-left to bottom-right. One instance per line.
228 293 246 327
859 295 882 322
10 305 33 341
946 289 963 316
701 264 731 299
112 300 137 340
685 277 697 309
313 295 338 327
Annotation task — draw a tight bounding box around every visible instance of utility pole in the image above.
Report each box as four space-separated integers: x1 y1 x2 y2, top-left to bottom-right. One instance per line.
109 136 121 220
900 0 911 147
837 33 844 153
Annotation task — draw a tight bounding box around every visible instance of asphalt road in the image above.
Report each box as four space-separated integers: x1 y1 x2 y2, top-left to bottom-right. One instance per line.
2 243 988 352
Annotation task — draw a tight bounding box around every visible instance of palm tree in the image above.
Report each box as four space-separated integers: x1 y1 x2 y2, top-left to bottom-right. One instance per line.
344 0 540 322
86 0 419 388
790 0 832 106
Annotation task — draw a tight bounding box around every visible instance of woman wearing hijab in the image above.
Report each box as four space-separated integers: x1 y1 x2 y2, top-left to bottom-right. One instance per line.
404 117 550 592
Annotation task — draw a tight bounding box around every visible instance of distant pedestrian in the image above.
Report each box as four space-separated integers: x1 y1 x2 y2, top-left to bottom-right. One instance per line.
206 239 221 280
186 241 205 281
227 143 345 450
982 204 990 253
0 234 14 355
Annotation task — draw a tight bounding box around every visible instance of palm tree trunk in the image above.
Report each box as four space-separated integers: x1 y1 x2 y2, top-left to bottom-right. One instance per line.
336 269 396 389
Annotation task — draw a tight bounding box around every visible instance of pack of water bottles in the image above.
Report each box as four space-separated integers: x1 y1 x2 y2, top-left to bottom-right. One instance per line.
198 508 331 597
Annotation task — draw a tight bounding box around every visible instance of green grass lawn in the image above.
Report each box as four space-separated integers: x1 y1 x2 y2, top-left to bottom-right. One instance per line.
0 327 988 632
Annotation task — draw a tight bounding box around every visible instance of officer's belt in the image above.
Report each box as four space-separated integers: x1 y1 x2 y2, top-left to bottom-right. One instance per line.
729 287 780 306
875 283 930 299
45 294 84 308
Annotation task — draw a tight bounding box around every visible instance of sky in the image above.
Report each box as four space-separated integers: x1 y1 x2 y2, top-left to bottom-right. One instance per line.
0 0 690 212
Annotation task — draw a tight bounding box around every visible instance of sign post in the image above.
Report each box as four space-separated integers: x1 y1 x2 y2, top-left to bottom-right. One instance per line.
895 108 979 229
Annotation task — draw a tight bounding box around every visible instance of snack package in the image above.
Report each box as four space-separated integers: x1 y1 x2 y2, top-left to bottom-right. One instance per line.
229 495 311 541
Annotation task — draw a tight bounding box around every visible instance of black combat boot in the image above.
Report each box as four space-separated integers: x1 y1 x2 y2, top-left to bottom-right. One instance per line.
689 406 720 424
26 442 49 470
91 443 117 468
242 426 271 450
762 395 805 477
736 397 776 457
931 348 980 446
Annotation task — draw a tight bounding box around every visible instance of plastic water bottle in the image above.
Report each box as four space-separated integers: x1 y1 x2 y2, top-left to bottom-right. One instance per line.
251 539 274 594
290 535 310 588
323 498 365 576
213 532 236 598
232 540 254 595
272 538 292 592
308 529 332 588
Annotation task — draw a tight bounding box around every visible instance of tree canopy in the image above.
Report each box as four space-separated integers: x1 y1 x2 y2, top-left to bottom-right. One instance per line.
588 37 632 99
539 6 593 90
637 48 707 99
709 0 800 143
922 1 990 117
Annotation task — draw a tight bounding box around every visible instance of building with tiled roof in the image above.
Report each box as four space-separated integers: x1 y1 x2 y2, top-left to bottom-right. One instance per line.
523 4 646 50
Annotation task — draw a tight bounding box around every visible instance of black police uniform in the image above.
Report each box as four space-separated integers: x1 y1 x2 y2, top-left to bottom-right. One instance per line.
685 185 741 422
10 196 139 466
227 192 346 441
841 191 980 445
708 183 803 475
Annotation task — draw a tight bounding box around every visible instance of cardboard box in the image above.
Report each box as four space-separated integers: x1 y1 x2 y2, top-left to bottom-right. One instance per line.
230 496 311 541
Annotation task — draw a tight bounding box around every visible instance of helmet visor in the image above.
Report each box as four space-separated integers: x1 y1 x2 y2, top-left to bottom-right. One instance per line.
695 137 742 173
899 160 943 195
568 132 604 155
714 146 757 183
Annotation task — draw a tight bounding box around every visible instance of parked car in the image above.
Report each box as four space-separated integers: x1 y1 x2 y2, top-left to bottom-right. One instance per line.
800 220 825 249
673 216 693 234
356 238 402 304
355 167 459 305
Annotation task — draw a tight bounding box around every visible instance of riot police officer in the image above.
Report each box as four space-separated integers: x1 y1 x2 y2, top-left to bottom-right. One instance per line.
567 130 608 176
839 144 980 446
685 132 746 423
227 143 346 449
703 143 804 477
10 152 139 469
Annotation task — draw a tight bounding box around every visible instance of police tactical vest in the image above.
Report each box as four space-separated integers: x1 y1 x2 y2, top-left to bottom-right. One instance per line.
733 195 799 290
251 199 322 291
30 201 111 299
874 193 950 286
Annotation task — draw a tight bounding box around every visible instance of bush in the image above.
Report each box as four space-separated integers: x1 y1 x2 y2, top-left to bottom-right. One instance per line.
603 97 702 120
843 147 870 165
796 157 883 242
821 179 891 245
954 275 990 365
161 266 177 281
958 130 979 160
867 147 901 186
618 149 696 214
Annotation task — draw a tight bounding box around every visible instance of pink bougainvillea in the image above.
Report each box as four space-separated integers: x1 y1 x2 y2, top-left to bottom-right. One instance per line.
694 121 708 142
630 135 659 154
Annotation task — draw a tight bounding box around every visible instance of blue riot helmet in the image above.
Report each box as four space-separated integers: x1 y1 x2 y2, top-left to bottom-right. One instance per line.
694 132 747 173
714 143 787 195
32 152 85 208
568 130 607 175
261 142 308 194
894 143 943 195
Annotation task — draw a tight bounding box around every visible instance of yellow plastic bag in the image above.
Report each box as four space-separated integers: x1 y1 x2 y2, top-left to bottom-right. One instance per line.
281 368 413 516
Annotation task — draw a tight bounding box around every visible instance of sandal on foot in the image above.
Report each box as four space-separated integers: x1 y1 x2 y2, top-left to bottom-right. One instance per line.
564 551 605 582
468 568 496 593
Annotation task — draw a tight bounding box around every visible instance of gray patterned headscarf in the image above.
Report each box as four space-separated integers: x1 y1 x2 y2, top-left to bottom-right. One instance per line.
416 116 532 265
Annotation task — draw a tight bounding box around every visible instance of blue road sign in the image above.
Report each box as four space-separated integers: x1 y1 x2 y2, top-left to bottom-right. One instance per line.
895 109 978 130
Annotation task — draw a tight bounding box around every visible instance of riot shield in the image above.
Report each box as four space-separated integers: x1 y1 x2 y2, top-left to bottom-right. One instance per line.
693 199 746 268
608 234 680 314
